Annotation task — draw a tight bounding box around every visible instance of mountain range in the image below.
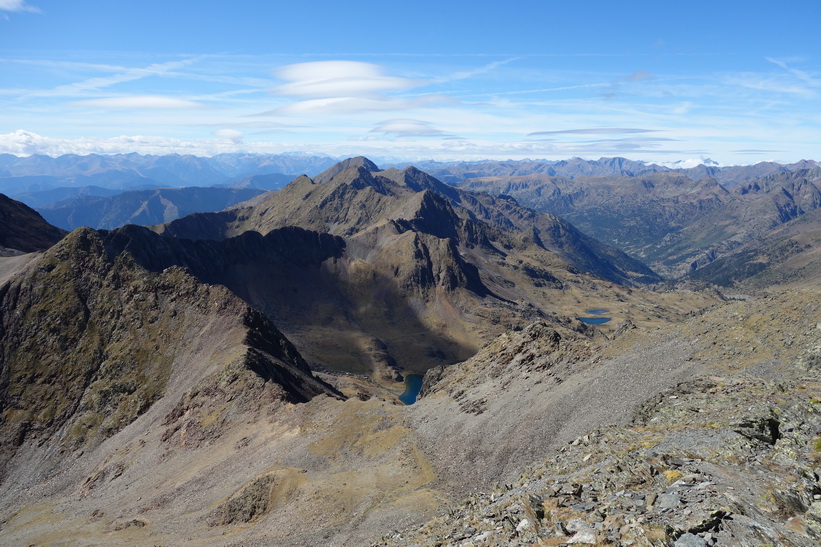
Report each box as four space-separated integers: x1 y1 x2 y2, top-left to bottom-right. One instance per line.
0 193 65 255
1 155 820 545
150 156 676 377
0 152 338 196
448 166 821 278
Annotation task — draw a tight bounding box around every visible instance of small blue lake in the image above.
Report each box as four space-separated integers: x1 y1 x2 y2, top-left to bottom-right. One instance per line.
578 316 612 325
399 374 423 405
578 308 612 325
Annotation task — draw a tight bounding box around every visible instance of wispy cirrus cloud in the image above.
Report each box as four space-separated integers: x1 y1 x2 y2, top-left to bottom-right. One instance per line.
433 58 518 84
724 58 819 99
0 0 40 13
765 57 818 87
726 73 815 98
71 95 205 109
29 58 198 99
529 127 657 136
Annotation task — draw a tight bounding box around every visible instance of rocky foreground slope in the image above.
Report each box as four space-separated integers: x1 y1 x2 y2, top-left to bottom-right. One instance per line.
380 289 821 546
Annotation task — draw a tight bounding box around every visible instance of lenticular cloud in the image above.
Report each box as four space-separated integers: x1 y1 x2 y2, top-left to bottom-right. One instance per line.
273 61 420 99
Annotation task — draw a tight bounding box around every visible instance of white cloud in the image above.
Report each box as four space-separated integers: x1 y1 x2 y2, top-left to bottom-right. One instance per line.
71 95 205 109
273 94 452 115
529 128 657 136
0 130 251 157
214 129 243 143
656 158 722 168
726 72 816 99
370 119 451 138
434 58 518 84
267 60 451 115
766 57 818 86
274 61 420 99
0 0 40 13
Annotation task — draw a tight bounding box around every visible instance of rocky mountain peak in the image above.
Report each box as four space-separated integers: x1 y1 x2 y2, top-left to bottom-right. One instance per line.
313 156 380 184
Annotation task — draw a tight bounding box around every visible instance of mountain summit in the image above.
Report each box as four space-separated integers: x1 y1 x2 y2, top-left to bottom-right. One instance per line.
152 158 668 377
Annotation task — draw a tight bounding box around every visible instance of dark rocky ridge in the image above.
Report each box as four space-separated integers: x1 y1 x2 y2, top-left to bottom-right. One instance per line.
0 193 66 254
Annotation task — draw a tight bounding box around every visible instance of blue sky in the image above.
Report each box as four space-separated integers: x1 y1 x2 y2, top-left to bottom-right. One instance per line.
1 0 820 165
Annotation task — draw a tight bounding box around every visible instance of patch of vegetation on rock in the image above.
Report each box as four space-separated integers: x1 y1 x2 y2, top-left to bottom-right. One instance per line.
206 475 275 526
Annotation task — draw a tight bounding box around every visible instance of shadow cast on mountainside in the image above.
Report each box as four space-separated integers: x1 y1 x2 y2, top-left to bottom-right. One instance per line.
102 224 479 376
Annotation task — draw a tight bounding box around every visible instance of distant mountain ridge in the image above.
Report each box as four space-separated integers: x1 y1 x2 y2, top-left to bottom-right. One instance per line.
450 166 821 278
394 156 821 187
36 186 265 231
4 153 819 199
0 152 339 196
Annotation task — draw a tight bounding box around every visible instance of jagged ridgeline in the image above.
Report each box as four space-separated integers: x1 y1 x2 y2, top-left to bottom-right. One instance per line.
0 225 340 479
